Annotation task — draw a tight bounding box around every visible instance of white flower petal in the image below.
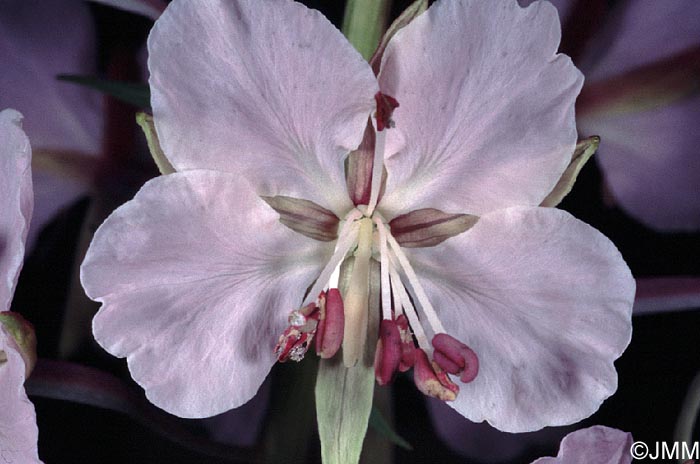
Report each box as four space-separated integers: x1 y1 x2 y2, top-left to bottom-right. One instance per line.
408 206 634 432
148 0 378 214
83 170 333 417
377 0 582 217
0 109 32 312
0 327 41 464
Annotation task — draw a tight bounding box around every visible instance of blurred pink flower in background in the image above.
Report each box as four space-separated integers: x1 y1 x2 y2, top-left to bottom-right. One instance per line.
0 0 102 249
531 425 632 464
575 0 700 232
0 109 41 463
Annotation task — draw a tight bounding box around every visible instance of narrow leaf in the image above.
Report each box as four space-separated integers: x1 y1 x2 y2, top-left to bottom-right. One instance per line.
58 74 150 108
540 136 599 207
368 405 412 451
136 112 175 175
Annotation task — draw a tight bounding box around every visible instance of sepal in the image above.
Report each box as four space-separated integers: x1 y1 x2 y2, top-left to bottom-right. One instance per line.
0 311 37 378
262 195 340 242
136 112 175 175
540 136 599 207
389 208 478 248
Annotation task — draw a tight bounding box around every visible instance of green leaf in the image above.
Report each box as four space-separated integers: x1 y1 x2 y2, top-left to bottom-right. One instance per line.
315 259 380 464
57 74 150 108
368 406 412 451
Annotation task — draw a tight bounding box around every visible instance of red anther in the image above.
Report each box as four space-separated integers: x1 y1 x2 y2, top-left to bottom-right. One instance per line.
315 288 344 359
374 92 399 131
396 315 416 372
374 319 402 385
413 349 459 401
274 327 314 363
432 333 479 383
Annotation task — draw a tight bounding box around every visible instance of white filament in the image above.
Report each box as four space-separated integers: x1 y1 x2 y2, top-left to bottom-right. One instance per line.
376 220 447 335
387 251 429 351
377 219 393 320
303 209 362 306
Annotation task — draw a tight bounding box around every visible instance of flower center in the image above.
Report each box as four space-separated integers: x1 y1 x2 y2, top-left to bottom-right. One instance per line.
273 92 478 402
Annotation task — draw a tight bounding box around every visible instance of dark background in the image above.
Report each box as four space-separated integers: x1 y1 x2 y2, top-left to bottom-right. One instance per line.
9 0 700 462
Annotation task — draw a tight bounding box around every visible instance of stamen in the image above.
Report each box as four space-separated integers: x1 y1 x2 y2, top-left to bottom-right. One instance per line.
377 219 446 335
377 219 393 321
374 319 402 385
413 349 459 401
315 288 345 359
302 209 362 307
387 251 429 351
432 333 479 383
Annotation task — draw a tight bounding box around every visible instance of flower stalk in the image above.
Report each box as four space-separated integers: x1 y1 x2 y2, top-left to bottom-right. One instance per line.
342 0 393 61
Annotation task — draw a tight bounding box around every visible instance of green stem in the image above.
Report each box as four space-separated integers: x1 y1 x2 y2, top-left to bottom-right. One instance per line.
342 0 394 61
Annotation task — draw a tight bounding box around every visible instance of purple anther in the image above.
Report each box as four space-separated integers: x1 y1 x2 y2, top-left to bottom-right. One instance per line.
315 288 344 359
374 319 402 385
413 349 459 401
432 333 479 383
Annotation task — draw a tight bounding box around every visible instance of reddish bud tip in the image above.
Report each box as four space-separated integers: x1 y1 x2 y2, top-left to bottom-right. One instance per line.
315 288 344 359
374 92 399 131
432 333 479 383
374 319 402 385
413 349 459 401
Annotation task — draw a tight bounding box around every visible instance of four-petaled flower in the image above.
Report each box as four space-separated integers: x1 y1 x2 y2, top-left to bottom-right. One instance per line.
81 0 634 433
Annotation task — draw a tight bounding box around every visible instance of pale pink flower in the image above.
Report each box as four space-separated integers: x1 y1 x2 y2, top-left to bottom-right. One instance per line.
539 0 700 231
81 0 634 433
0 109 41 463
532 425 633 464
0 0 102 248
